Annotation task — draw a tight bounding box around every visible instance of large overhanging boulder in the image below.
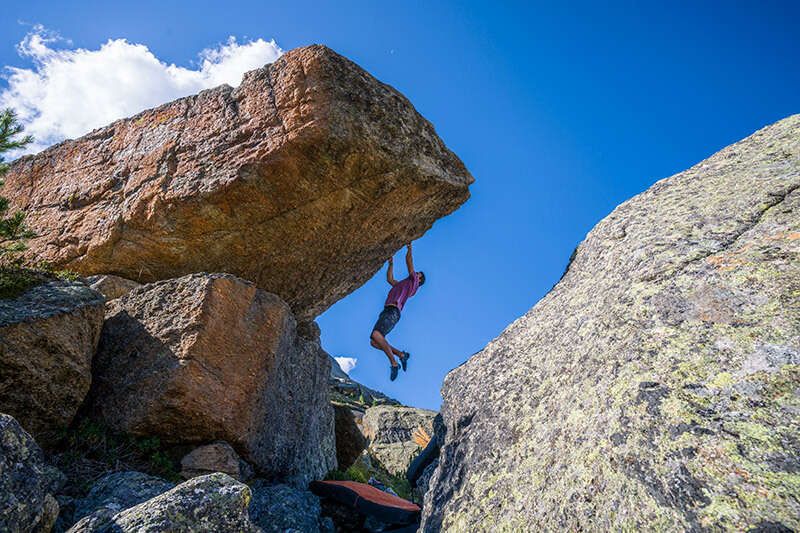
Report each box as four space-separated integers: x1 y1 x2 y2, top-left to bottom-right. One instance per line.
3 45 473 319
422 115 800 531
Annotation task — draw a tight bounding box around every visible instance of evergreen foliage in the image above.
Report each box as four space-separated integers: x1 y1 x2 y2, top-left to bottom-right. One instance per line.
0 108 34 261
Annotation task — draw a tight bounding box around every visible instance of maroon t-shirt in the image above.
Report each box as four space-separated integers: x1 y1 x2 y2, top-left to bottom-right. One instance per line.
385 273 420 311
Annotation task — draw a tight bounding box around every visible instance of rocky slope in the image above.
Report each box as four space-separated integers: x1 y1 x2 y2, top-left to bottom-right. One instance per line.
2 44 473 319
362 405 436 476
422 115 800 531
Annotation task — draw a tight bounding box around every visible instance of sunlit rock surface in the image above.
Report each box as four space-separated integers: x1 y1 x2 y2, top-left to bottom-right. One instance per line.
4 45 473 319
423 115 800 531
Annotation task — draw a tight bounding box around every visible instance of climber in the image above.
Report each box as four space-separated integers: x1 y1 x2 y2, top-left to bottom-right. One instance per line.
370 242 426 381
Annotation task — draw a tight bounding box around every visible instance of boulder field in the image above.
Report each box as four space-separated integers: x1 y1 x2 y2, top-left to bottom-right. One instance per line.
422 115 800 531
1 44 470 532
2 44 473 320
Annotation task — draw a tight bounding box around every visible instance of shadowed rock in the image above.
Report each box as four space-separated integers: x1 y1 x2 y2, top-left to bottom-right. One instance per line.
0 413 62 533
63 471 174 531
0 280 104 444
332 404 368 470
422 115 800 531
3 44 473 319
88 273 335 486
248 480 331 533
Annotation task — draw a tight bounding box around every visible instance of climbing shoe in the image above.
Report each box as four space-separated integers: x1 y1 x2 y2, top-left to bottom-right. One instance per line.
390 365 399 381
399 351 411 372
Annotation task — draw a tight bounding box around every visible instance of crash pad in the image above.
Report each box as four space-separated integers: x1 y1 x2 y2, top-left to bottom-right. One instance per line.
309 480 421 525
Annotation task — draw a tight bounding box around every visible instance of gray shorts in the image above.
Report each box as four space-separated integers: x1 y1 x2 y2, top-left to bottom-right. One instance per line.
372 306 401 336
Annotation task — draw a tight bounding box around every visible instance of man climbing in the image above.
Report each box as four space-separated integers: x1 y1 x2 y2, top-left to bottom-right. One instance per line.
370 242 426 381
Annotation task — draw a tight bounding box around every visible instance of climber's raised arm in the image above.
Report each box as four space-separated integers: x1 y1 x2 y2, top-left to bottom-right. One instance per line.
405 242 415 274
387 257 397 286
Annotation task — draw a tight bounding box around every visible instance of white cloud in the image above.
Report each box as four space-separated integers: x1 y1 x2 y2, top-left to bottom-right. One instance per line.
1 25 283 154
335 357 358 375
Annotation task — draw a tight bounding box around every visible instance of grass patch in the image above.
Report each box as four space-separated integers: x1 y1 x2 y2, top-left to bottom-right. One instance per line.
0 267 50 299
326 455 412 500
49 419 184 497
0 265 83 299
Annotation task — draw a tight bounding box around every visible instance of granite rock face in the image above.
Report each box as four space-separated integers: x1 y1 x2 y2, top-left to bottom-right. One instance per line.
3 44 473 319
363 405 436 476
0 413 61 533
67 473 256 532
0 280 104 444
422 115 800 531
89 273 335 486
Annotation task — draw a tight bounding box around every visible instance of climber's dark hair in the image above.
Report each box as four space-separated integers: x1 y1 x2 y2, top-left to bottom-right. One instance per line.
418 271 426 286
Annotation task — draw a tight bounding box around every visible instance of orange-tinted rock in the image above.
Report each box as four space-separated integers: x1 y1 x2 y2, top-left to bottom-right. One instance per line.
4 45 472 318
89 273 335 486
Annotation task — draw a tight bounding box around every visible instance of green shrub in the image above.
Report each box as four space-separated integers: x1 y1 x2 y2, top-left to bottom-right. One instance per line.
0 264 82 300
0 109 34 264
324 456 412 500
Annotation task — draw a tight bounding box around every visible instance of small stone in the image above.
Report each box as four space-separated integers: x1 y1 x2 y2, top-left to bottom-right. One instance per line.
180 441 253 481
85 274 141 300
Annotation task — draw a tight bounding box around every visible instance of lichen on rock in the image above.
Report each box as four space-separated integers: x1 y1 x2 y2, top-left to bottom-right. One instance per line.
422 115 800 531
0 413 62 533
67 473 256 532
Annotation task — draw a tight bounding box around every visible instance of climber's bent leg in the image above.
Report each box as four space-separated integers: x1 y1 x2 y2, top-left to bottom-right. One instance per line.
370 330 398 366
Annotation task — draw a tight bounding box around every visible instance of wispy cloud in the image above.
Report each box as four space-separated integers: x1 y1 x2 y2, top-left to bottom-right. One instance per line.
334 357 358 375
1 25 283 154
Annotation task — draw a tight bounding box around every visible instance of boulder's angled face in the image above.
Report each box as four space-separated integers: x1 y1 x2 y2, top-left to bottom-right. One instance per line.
3 44 473 319
423 115 800 531
90 273 336 485
67 473 257 533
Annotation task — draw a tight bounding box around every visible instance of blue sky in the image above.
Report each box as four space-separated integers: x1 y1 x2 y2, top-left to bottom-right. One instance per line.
2 1 798 410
